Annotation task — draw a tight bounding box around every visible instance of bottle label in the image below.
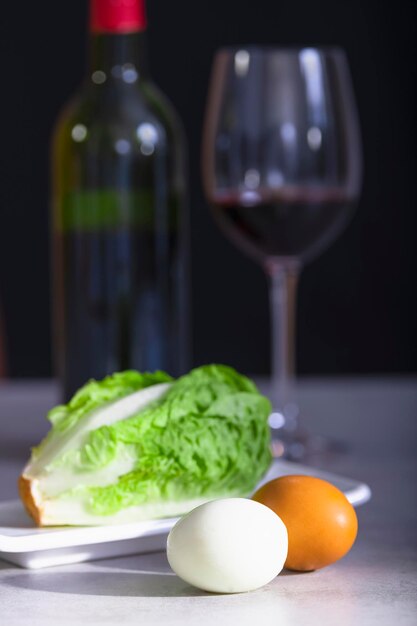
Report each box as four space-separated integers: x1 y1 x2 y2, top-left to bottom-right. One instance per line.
90 0 147 33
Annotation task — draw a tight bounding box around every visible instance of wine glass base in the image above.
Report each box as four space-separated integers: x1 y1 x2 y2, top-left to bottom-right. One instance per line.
271 428 348 461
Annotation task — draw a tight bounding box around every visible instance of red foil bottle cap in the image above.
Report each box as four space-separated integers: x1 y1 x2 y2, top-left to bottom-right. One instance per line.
90 0 147 33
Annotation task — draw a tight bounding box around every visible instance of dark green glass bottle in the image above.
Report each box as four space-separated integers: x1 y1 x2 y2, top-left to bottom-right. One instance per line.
52 0 189 400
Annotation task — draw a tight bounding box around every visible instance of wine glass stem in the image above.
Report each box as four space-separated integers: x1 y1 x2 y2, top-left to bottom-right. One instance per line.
268 261 300 428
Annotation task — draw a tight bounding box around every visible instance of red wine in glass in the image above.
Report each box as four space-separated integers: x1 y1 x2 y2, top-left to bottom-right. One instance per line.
211 187 355 263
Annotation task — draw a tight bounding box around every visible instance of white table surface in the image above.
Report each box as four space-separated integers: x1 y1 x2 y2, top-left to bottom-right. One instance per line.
0 377 416 626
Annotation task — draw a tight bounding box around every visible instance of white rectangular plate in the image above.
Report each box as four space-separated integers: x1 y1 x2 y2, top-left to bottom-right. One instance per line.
0 460 371 569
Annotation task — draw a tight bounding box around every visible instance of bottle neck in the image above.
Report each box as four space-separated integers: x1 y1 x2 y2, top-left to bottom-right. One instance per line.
89 32 148 84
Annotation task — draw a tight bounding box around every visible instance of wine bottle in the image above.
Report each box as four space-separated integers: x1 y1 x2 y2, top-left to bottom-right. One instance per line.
52 0 189 400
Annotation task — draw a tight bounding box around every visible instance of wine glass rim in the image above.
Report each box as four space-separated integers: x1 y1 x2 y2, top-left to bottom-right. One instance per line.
216 45 346 57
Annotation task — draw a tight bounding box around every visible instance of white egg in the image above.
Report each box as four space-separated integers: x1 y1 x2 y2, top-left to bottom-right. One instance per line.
166 497 288 593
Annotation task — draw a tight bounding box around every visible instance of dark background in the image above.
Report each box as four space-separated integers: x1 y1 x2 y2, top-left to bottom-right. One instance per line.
0 0 416 378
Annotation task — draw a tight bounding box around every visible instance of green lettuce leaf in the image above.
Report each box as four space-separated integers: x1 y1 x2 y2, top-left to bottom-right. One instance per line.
31 370 172 463
47 370 173 433
22 365 272 525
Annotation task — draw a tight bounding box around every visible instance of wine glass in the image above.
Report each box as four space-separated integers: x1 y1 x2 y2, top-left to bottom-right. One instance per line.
202 47 362 457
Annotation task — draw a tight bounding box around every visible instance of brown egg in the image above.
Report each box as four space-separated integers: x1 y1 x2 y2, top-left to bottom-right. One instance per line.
253 475 358 571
